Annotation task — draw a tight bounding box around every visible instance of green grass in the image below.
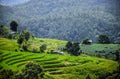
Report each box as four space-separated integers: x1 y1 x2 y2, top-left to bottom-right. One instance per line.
81 44 120 59
28 38 67 52
0 38 119 79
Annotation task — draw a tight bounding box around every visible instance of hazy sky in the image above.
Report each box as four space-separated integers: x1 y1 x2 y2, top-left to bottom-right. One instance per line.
0 0 30 5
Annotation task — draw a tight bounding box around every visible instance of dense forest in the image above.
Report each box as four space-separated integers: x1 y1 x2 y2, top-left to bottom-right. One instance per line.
0 0 120 42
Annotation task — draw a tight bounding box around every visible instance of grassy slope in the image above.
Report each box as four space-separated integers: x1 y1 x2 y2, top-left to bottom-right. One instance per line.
81 44 120 59
28 38 67 52
0 38 119 79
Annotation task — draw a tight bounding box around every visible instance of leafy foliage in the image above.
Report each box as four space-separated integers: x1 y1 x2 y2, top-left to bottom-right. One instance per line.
0 25 10 38
17 30 31 51
15 62 44 79
0 69 14 79
113 49 120 61
0 0 120 42
17 35 24 45
98 35 110 44
40 44 47 52
66 41 81 56
10 21 18 32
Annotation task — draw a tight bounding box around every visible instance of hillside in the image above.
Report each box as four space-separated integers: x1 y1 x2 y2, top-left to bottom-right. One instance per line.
0 38 119 79
0 0 120 42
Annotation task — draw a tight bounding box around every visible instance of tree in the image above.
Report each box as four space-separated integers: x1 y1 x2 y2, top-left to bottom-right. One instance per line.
66 42 81 56
17 35 24 47
71 42 81 56
65 41 73 52
20 30 31 42
22 62 44 79
114 49 120 61
98 35 110 44
10 21 18 32
17 30 31 51
24 31 30 41
40 44 47 52
0 25 10 38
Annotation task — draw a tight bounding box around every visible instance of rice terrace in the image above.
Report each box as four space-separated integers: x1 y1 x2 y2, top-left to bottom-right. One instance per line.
0 0 120 79
0 37 120 79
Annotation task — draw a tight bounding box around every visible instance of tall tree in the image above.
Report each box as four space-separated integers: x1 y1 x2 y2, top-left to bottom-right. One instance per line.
98 35 110 44
10 21 18 32
17 30 31 51
66 42 81 56
72 42 81 56
65 41 72 52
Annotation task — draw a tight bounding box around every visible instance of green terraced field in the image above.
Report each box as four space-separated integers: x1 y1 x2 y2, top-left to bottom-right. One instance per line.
0 38 119 79
0 50 118 79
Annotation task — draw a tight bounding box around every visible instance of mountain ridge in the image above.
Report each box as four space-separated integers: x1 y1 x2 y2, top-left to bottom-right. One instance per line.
0 0 120 42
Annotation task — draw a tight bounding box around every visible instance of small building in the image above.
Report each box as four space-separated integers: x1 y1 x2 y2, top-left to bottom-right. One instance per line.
88 39 93 44
10 30 16 34
50 50 64 55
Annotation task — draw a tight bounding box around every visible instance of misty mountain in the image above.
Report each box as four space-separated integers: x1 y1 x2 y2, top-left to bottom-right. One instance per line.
0 0 30 6
0 0 120 42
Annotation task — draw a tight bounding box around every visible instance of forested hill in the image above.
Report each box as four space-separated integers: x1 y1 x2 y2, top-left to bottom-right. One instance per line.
0 0 120 42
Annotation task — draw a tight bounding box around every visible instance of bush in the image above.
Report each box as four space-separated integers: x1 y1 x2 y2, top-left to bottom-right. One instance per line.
22 45 28 51
0 25 10 38
40 44 47 52
32 48 39 53
0 69 14 79
22 61 44 79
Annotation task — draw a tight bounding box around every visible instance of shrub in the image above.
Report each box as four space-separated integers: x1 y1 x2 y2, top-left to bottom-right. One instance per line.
22 45 28 51
40 44 47 52
0 69 14 79
0 25 10 38
21 61 44 79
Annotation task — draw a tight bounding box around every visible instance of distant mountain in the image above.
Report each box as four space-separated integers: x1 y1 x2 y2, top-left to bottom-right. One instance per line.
0 0 120 42
0 0 30 6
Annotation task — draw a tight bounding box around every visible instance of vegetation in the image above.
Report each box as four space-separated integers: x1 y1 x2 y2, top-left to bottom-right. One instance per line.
0 37 119 79
40 44 47 53
0 0 120 78
0 25 10 38
98 35 110 44
0 69 14 79
10 20 18 32
15 62 44 79
66 42 82 56
17 30 31 51
0 0 120 42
